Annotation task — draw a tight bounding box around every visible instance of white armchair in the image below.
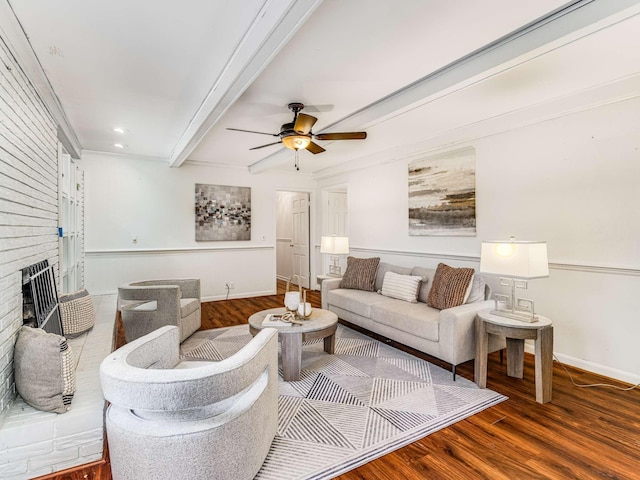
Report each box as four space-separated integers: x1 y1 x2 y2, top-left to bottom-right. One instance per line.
118 278 201 342
99 325 278 480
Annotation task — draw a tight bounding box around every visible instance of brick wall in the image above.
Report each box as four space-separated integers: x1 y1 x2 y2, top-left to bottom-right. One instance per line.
0 33 59 421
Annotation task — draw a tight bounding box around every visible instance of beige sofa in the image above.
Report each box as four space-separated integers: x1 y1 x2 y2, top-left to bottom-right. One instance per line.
321 262 505 379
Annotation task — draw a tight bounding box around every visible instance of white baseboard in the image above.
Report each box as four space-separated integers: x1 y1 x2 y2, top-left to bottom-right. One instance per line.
201 290 276 302
524 344 639 386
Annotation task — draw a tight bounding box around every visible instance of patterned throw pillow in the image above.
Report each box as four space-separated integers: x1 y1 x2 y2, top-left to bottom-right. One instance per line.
14 326 76 413
340 257 380 291
427 263 475 310
379 271 422 303
59 289 95 338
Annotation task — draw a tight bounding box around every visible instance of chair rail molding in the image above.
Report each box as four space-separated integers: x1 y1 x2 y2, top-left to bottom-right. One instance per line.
350 246 640 277
86 245 274 256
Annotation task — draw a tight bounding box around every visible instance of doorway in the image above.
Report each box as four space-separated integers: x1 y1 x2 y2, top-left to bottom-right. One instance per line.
276 191 311 289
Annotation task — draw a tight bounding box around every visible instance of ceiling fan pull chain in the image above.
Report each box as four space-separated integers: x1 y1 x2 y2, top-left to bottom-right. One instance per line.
295 150 299 171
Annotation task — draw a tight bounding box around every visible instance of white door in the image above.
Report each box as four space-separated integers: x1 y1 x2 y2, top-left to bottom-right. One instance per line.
328 192 348 236
291 193 310 289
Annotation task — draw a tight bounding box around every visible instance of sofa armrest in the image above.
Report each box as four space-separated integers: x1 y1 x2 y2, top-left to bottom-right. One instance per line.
321 278 342 310
438 300 494 366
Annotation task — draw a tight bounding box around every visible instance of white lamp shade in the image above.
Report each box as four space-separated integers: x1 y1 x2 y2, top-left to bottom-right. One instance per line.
480 241 549 279
320 236 349 254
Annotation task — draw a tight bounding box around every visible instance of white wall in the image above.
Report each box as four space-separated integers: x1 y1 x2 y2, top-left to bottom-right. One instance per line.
0 34 59 420
81 152 316 300
319 96 640 384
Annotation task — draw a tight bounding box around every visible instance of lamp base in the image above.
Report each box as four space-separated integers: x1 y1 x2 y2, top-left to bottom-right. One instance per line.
489 309 539 323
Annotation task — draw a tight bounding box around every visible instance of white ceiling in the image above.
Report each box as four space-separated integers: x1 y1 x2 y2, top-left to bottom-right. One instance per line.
5 0 640 176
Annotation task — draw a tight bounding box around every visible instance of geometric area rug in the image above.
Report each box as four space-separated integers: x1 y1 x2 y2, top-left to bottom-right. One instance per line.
180 324 507 480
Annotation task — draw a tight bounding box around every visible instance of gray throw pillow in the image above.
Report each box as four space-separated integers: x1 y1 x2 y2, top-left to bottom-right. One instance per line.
340 257 380 291
14 326 76 414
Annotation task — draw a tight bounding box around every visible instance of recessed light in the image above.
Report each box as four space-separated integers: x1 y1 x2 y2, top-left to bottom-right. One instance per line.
114 143 124 149
113 127 125 134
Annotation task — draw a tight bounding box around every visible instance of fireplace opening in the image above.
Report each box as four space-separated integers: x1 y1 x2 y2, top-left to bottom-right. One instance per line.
21 260 64 336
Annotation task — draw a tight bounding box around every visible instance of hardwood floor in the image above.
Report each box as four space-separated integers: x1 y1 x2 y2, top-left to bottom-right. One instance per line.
95 282 640 479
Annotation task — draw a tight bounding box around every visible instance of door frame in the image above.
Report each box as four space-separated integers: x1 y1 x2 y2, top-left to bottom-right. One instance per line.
275 188 315 291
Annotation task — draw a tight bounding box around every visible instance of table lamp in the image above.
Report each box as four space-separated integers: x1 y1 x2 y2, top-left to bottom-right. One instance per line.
480 237 549 322
320 235 349 277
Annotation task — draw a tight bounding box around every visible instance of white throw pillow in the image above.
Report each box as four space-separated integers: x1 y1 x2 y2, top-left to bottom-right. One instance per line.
379 271 422 303
464 274 486 304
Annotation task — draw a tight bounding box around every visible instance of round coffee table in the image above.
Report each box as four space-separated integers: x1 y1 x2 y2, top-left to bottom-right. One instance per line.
248 307 338 381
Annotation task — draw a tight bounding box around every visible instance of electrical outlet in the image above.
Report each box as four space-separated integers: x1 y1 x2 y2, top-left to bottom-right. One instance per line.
225 281 235 289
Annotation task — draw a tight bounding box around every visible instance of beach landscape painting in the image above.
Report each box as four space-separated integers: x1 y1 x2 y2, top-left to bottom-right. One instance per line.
408 148 476 236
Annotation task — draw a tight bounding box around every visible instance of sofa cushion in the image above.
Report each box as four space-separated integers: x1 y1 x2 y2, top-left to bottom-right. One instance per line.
427 263 475 310
379 271 422 303
374 263 412 292
327 289 386 318
370 299 440 342
410 266 436 303
340 257 380 291
180 298 200 317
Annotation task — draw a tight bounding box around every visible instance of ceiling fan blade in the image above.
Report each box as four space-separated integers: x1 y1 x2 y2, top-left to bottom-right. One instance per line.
227 127 278 137
294 113 317 135
305 141 326 154
249 141 282 150
314 132 367 141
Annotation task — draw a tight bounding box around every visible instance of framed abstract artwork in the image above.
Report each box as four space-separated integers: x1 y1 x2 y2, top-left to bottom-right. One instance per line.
408 147 476 236
195 184 251 241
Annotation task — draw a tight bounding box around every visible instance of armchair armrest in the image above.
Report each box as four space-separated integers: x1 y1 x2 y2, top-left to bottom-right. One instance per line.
170 278 201 300
439 300 494 366
321 278 342 310
100 326 278 412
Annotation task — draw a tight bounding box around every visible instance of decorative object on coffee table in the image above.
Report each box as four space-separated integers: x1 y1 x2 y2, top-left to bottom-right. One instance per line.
284 275 302 314
249 307 338 381
480 237 549 322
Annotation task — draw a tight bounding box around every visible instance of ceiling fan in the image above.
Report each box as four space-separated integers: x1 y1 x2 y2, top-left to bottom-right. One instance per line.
227 102 367 158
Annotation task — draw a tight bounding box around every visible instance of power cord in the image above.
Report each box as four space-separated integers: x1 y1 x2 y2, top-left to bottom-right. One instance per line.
225 284 230 301
553 354 639 391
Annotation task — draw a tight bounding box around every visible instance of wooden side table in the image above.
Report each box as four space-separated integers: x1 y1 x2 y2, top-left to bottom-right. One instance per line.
475 309 553 403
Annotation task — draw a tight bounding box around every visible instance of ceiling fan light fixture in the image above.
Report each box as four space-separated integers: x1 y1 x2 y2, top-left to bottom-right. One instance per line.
282 135 310 150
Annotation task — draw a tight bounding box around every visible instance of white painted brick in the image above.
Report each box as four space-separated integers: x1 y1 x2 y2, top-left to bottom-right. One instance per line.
25 464 54 479
0 459 29 477
0 294 115 476
0 415 55 449
54 451 101 473
0 439 53 463
79 439 104 458
28 444 79 470
55 427 103 450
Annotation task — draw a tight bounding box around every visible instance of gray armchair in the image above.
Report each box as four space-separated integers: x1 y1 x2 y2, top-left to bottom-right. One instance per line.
118 278 201 342
100 325 279 480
